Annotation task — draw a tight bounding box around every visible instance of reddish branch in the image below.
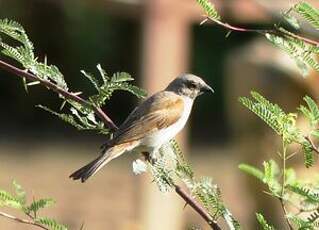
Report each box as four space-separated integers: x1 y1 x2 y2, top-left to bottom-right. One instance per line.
0 60 118 130
305 136 319 154
175 185 221 230
205 17 319 46
0 60 221 230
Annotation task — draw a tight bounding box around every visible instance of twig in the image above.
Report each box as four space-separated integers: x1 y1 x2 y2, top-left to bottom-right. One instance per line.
0 58 221 230
204 16 319 46
279 198 294 230
0 60 118 130
278 142 294 230
0 211 50 230
175 184 221 230
305 136 319 154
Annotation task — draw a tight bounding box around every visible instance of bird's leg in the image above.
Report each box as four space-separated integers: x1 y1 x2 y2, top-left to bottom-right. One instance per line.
141 151 157 165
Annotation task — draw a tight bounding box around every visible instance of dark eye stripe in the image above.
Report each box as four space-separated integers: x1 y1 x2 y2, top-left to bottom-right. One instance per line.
188 81 197 88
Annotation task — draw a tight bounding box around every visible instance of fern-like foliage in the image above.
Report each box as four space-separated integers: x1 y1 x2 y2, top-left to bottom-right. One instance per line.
82 65 146 107
299 96 319 127
293 1 319 30
196 0 221 20
0 19 146 137
36 217 67 230
0 181 67 230
256 213 276 230
239 91 318 167
36 65 146 136
0 19 67 90
146 139 241 229
239 91 302 144
269 2 319 76
239 160 281 196
287 184 319 204
239 90 319 229
265 33 319 76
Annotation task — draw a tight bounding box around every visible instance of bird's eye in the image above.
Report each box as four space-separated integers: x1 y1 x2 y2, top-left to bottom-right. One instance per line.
188 81 197 88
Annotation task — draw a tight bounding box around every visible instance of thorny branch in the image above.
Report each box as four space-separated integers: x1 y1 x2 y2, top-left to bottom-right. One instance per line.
0 59 221 230
305 136 319 154
202 16 319 46
175 185 221 230
0 60 118 130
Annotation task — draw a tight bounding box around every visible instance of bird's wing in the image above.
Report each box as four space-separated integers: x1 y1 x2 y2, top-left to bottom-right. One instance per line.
111 91 184 145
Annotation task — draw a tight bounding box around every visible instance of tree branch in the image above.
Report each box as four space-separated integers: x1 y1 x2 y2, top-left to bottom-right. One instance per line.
175 184 221 230
0 60 118 130
305 136 319 154
278 198 294 230
0 211 50 230
204 16 319 46
0 58 221 230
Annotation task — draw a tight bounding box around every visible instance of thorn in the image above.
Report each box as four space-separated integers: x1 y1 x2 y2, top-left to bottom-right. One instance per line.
277 151 283 159
200 18 208 26
286 151 298 160
225 30 232 38
22 77 28 93
59 100 67 111
73 91 83 96
183 202 188 209
26 81 40 86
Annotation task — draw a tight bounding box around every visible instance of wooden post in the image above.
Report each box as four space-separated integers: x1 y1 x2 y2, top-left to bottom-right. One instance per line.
140 0 191 229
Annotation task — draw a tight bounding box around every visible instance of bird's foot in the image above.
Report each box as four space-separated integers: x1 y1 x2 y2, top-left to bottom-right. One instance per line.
141 152 157 165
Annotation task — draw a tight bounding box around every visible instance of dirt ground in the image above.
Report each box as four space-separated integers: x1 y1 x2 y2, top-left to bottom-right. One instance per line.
0 140 258 229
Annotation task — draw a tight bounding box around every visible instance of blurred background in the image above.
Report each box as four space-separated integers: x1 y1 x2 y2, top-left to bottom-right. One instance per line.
0 0 319 229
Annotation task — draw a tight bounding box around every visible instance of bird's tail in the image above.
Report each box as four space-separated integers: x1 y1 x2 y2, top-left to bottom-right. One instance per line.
69 142 138 182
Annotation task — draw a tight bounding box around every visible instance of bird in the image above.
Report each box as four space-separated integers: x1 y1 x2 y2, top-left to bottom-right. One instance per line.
70 73 214 182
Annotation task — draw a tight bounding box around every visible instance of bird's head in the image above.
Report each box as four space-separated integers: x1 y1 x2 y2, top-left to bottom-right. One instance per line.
166 73 214 99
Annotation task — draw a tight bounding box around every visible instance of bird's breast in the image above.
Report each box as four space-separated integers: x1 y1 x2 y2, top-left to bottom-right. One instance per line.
139 96 193 150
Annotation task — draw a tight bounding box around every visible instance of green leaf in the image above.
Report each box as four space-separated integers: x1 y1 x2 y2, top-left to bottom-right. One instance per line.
303 96 319 126
263 160 281 195
27 198 55 214
285 168 297 186
196 0 221 20
36 217 68 230
287 184 319 204
256 213 276 230
302 141 315 168
238 164 264 182
149 160 174 193
294 2 319 30
223 208 241 230
311 130 319 139
265 33 319 75
193 177 224 218
12 181 26 206
239 96 282 135
96 63 109 83
171 139 194 179
283 14 300 30
307 210 319 223
240 91 302 144
288 215 314 229
111 72 133 82
0 190 22 209
37 105 86 130
80 70 100 91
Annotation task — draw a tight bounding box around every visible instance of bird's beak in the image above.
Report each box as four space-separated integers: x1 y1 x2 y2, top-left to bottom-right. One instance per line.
201 84 214 94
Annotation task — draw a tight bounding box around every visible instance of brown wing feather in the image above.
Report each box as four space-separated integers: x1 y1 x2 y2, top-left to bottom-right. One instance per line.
110 91 184 145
